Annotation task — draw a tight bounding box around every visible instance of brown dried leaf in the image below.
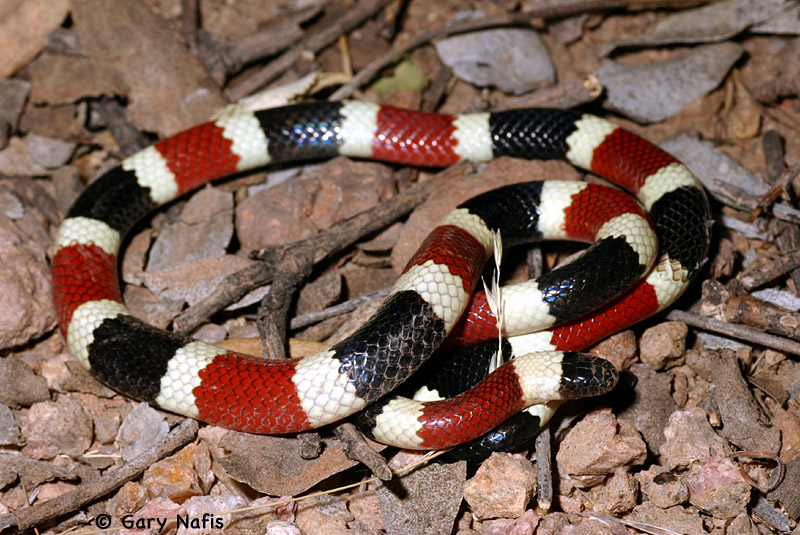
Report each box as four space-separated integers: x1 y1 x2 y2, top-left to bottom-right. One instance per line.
0 0 69 79
70 0 227 136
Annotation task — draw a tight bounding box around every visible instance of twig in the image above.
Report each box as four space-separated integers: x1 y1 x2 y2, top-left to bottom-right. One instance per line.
288 287 391 330
226 0 393 100
701 279 800 341
493 76 603 111
333 423 393 481
666 309 800 355
4 419 199 533
329 12 541 101
252 167 464 359
92 98 149 156
173 169 450 334
534 425 553 513
740 248 800 290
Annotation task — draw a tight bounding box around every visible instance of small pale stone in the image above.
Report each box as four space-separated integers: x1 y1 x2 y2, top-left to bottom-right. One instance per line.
659 408 732 470
640 322 688 370
142 444 203 503
21 396 93 459
556 408 647 486
106 481 148 518
635 465 688 508
117 403 169 462
586 468 638 514
686 457 751 519
463 453 537 520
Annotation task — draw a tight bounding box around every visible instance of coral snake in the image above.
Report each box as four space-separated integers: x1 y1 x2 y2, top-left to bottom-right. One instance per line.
52 101 711 450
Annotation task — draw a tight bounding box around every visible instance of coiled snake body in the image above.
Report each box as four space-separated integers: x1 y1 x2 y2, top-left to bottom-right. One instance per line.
52 101 711 450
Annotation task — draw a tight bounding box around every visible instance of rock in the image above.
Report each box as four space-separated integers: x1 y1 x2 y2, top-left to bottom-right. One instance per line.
218 432 385 496
376 460 465 535
567 518 615 535
435 28 554 94
0 404 21 446
0 355 49 407
659 408 732 470
686 457 751 519
107 481 148 518
626 502 706 535
726 512 760 535
617 363 679 454
142 444 203 504
266 521 302 535
295 495 353 535
639 322 688 370
147 186 233 272
21 396 93 459
556 407 647 487
0 79 31 149
589 330 637 371
586 468 638 514
596 42 743 123
179 494 247 534
533 512 570 535
116 403 169 462
94 408 122 444
0 216 56 350
634 465 688 508
347 492 383 532
0 137 48 176
463 453 537 520
0 452 77 492
26 132 75 168
479 509 539 535
118 497 183 535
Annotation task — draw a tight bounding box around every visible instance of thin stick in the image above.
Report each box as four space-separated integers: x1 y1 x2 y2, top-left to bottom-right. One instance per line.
667 309 800 355
226 0 394 100
6 420 199 533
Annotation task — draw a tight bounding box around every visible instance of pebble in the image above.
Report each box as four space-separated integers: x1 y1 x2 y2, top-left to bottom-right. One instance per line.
463 453 537 520
586 468 638 514
0 215 55 350
0 355 49 408
26 132 76 168
118 497 183 535
21 396 93 459
556 407 647 487
634 465 688 508
147 186 233 272
479 509 539 535
116 403 169 462
659 408 732 470
435 28 554 95
347 492 383 532
265 521 302 535
588 330 637 371
686 456 751 519
0 404 21 446
107 481 148 518
626 502 706 535
235 157 395 253
142 444 203 503
179 494 246 535
376 460 465 535
295 495 353 535
639 321 688 370
596 42 743 123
